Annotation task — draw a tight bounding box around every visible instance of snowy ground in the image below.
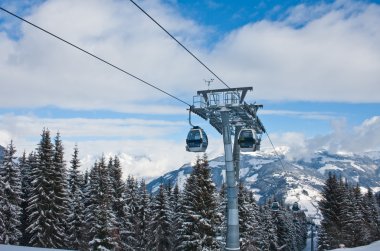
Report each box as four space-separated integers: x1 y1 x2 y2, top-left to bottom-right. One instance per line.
330 241 380 251
2 241 380 251
303 237 317 251
0 245 74 251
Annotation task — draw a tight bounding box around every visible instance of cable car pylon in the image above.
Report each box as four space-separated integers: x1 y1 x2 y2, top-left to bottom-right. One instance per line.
187 86 265 250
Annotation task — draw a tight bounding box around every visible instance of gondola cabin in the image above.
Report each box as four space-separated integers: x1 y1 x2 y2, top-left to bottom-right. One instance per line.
186 126 208 152
237 129 259 152
292 202 300 212
271 201 280 212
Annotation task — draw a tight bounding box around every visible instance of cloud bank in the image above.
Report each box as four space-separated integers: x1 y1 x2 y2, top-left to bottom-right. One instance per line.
267 116 380 160
0 0 379 178
0 0 379 112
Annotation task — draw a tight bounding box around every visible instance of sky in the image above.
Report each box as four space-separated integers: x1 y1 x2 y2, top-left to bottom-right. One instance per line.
0 0 379 180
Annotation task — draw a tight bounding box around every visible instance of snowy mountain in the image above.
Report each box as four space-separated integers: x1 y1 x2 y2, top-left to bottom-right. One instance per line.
147 149 380 215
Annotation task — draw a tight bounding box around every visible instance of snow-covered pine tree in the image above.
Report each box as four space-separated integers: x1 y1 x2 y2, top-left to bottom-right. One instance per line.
123 175 139 250
337 177 356 247
148 184 173 250
51 132 70 248
214 182 227 248
171 183 184 250
27 129 63 248
82 169 89 192
108 156 129 250
0 166 4 243
67 145 85 250
88 156 119 251
318 172 341 250
178 154 219 250
238 183 259 249
272 202 294 250
249 190 266 250
259 202 278 250
19 151 33 245
292 207 307 250
346 184 367 247
363 187 380 243
0 141 22 245
136 179 151 250
109 156 124 215
83 161 100 249
376 191 380 209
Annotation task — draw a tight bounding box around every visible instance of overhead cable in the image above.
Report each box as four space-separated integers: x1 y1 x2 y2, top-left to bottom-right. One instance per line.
129 0 231 89
265 131 287 171
0 6 192 107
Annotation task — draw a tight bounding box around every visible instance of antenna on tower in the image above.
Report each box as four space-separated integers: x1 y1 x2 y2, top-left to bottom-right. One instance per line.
204 79 214 89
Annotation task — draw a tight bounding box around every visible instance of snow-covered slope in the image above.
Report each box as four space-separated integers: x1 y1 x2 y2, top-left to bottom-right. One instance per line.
0 244 73 251
147 150 380 216
331 241 380 250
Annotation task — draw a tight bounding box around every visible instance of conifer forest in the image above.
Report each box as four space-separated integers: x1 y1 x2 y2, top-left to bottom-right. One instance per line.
0 129 380 250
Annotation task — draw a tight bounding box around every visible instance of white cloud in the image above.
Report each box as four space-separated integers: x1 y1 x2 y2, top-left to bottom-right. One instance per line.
1 113 379 179
0 0 379 111
265 116 380 160
209 0 380 102
1 0 380 178
261 109 335 120
0 114 225 179
0 0 209 111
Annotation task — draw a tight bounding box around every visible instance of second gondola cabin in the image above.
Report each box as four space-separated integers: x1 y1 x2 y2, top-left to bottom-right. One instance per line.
186 126 208 152
237 128 259 152
292 202 301 212
271 201 280 212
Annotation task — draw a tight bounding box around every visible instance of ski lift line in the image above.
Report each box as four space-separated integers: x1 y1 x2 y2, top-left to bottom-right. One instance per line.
0 6 191 107
265 131 287 171
128 0 231 90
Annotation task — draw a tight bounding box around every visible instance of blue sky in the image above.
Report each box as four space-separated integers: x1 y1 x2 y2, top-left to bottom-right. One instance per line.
0 0 380 179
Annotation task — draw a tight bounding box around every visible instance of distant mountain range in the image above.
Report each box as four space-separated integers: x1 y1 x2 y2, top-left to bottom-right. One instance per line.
2 142 379 217
147 149 380 216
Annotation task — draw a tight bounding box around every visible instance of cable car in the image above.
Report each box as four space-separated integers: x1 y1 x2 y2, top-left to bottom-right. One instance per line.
186 126 208 152
271 201 280 212
237 129 259 152
292 202 300 212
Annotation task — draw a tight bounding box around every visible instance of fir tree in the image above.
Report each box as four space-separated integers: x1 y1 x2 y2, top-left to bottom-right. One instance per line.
347 184 367 247
51 132 70 248
136 179 151 250
363 187 380 243
108 156 129 250
123 175 139 250
19 151 33 245
87 156 118 251
318 173 341 250
317 173 380 249
272 203 293 250
67 145 85 250
148 184 173 250
27 129 63 248
239 183 258 249
292 208 307 251
0 170 4 243
0 141 22 244
259 201 278 250
83 161 100 249
178 154 219 250
171 183 184 250
215 183 227 248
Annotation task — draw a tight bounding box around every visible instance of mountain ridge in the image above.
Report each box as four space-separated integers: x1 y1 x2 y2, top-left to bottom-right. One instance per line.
147 149 380 216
